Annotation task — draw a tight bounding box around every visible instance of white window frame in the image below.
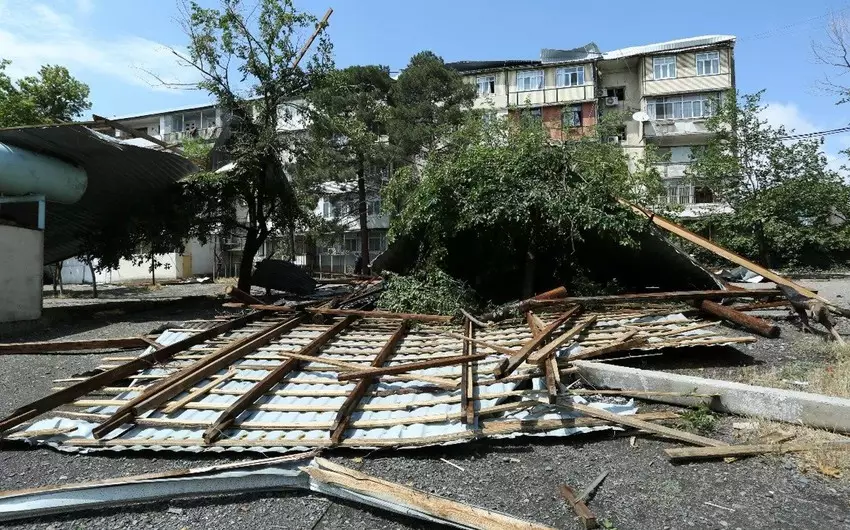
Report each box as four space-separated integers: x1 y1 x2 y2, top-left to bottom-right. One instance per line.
653 56 677 80
696 51 720 76
648 93 719 121
556 66 584 87
476 75 496 96
516 69 544 91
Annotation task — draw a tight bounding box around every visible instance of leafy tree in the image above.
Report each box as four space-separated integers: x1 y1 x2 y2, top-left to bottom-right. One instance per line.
0 60 91 127
686 91 850 268
163 0 333 290
384 111 665 299
389 51 476 160
305 65 395 274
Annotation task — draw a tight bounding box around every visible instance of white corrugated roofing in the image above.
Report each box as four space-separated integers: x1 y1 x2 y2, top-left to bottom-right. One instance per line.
603 35 736 60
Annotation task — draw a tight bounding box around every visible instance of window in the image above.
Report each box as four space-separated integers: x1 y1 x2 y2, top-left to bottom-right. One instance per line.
606 87 625 100
367 199 381 216
476 75 496 96
369 235 385 252
562 104 582 128
696 51 720 76
663 179 694 205
556 66 584 87
516 70 544 91
653 56 677 80
344 238 358 252
520 107 543 121
649 93 718 120
694 186 715 204
322 200 335 218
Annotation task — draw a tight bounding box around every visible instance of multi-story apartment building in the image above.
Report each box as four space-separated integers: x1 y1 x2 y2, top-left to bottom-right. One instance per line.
449 35 736 217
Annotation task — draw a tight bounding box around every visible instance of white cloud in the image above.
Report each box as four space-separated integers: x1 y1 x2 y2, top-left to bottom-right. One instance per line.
0 1 198 92
759 101 818 135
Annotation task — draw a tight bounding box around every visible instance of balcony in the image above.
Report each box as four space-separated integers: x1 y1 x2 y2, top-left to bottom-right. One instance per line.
644 119 712 141
161 127 221 144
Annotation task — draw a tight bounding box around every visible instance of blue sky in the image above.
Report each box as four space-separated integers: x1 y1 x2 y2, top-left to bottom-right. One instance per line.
2 0 850 162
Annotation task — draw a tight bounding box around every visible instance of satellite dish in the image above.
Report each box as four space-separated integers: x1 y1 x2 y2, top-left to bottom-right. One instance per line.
632 111 650 122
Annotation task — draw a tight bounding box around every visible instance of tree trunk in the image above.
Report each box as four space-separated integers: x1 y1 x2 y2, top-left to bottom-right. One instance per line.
236 228 265 292
88 261 98 298
148 251 155 285
288 224 296 262
55 261 64 296
357 159 370 275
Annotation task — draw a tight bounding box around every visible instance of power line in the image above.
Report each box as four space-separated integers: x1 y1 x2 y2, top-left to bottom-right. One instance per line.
780 125 850 140
738 4 850 42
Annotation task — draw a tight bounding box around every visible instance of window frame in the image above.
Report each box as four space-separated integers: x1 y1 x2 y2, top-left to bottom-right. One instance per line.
516 69 544 92
649 93 719 121
562 104 583 128
652 55 677 80
556 65 585 87
695 51 720 76
476 75 496 96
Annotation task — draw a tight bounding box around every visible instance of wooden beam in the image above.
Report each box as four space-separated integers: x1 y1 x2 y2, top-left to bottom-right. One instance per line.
443 332 517 356
697 299 780 338
221 303 453 323
291 8 333 68
0 337 149 354
526 312 559 404
0 311 267 434
92 314 305 439
665 441 850 461
528 289 782 308
225 286 264 305
459 318 476 424
337 353 489 382
494 307 580 379
620 199 850 316
92 114 172 150
562 402 728 447
330 321 409 444
559 484 598 530
203 315 359 443
305 458 557 530
566 335 648 362
527 315 597 364
161 370 234 415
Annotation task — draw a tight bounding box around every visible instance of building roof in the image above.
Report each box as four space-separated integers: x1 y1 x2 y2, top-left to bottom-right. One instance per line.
602 35 736 60
107 101 217 122
0 124 197 263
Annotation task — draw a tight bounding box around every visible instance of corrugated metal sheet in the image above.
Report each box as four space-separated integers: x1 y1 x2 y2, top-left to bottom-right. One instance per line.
0 125 197 263
603 35 736 61
16 310 751 454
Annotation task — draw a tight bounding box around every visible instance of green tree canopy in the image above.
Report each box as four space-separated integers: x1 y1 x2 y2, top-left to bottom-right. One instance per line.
0 60 91 127
687 90 850 268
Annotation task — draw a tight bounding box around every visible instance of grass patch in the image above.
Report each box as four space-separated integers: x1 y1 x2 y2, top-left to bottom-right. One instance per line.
679 404 717 434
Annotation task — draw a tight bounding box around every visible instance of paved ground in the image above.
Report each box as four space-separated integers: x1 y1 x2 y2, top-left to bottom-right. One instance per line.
41 282 229 308
1 280 849 529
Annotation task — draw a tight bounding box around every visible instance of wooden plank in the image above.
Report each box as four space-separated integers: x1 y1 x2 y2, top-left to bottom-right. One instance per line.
337 353 489 382
225 286 264 305
620 200 847 313
305 458 557 530
559 484 598 530
161 370 234 414
563 402 728 447
526 312 559 404
443 332 517 356
91 314 304 439
527 316 597 364
0 311 267 434
494 307 580 379
665 441 850 461
529 289 782 308
0 337 149 354
697 299 780 338
330 321 409 444
221 303 452 323
459 318 475 424
203 316 359 443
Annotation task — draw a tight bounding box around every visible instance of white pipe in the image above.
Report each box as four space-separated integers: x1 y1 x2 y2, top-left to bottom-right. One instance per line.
0 142 87 204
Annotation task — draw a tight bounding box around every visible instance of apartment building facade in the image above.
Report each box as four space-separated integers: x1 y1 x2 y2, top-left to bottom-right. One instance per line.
450 35 736 217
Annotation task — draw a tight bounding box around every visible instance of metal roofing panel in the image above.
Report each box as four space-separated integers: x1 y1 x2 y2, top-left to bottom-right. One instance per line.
603 35 736 60
0 125 197 263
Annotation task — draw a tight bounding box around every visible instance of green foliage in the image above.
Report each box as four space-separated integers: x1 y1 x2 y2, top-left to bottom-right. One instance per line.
687 91 850 268
377 268 479 316
679 404 717 434
383 112 664 298
175 0 334 289
0 60 91 127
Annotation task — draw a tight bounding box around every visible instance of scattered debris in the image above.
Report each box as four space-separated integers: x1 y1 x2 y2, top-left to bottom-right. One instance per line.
559 482 599 530
440 458 465 472
703 501 736 512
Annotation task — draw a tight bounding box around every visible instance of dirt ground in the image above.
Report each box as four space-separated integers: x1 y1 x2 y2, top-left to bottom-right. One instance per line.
1 281 850 530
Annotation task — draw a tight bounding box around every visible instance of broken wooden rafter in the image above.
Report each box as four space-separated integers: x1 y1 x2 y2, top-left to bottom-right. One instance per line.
527 315 597 364
204 315 360 443
225 286 264 305
221 303 453 323
337 353 489 382
559 484 598 530
0 310 268 434
460 318 477 424
566 333 647 362
526 311 559 404
91 314 305 439
494 306 581 379
0 337 150 354
665 440 850 461
696 299 780 338
528 289 782 308
330 320 409 444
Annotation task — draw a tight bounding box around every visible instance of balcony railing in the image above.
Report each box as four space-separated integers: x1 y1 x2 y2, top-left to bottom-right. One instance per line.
161 127 221 143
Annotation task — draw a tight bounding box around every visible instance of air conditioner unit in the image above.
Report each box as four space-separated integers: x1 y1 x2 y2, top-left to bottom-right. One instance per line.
606 136 621 144
605 96 619 106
